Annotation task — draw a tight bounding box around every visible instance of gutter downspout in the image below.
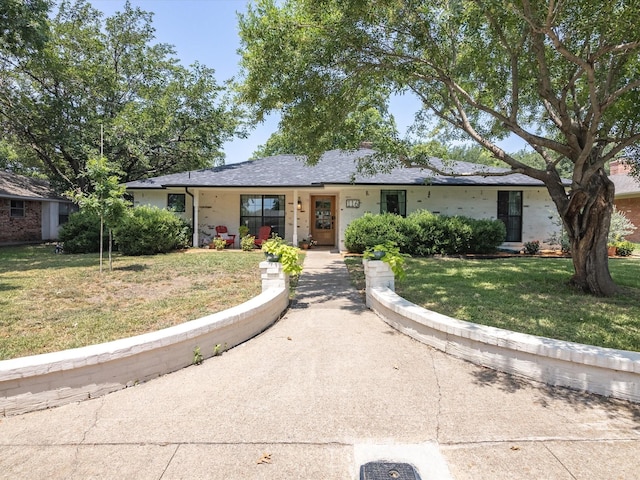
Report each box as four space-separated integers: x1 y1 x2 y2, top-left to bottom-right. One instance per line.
185 187 197 247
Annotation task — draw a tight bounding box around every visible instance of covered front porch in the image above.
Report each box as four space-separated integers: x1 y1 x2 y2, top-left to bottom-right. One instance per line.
190 188 342 250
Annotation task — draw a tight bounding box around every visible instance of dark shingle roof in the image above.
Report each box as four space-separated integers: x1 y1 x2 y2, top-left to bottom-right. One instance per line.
125 149 548 189
0 170 64 200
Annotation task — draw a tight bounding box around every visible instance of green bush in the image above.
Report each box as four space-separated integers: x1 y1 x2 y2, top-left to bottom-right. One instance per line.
114 206 192 255
609 206 637 243
344 213 415 253
615 240 635 257
345 211 506 256
405 210 438 256
523 240 541 255
406 210 473 255
466 218 506 253
58 210 107 253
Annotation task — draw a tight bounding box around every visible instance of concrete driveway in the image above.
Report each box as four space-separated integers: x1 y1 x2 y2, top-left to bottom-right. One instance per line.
1 250 638 479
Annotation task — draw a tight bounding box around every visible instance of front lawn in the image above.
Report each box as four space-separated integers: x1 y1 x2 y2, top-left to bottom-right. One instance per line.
345 256 640 352
0 245 264 359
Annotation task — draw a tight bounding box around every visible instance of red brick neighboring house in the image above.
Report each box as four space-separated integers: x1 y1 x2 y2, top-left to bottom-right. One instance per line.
611 160 640 242
0 170 75 245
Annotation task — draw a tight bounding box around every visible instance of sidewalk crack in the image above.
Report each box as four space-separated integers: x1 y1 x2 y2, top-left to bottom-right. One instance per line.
428 349 443 443
543 442 578 480
158 444 180 480
80 396 105 445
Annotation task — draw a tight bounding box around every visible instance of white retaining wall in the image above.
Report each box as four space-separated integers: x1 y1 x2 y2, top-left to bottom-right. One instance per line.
364 260 640 403
0 261 289 416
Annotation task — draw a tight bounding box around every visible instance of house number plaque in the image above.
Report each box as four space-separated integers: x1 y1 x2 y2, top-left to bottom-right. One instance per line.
346 199 360 208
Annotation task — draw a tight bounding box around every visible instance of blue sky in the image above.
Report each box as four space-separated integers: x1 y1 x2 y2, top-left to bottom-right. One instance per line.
91 0 523 164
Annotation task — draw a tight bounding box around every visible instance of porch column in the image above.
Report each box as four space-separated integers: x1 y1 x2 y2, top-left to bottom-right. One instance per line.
292 189 299 245
192 188 200 247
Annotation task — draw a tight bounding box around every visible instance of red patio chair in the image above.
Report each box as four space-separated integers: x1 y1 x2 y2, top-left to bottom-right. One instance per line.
215 225 236 248
253 225 271 248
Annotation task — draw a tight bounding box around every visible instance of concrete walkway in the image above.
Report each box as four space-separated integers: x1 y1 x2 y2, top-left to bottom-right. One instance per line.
1 250 638 479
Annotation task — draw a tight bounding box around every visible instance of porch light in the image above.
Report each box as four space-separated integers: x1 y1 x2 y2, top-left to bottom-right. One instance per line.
297 197 302 210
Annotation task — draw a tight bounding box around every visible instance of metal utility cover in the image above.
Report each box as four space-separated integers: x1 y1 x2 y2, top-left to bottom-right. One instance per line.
360 462 422 480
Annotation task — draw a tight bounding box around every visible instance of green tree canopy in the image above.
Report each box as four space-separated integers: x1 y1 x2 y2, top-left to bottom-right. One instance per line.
238 0 640 296
0 0 242 192
0 0 50 55
252 93 399 158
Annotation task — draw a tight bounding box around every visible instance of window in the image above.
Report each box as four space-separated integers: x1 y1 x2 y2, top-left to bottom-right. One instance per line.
497 191 522 242
380 190 406 216
10 200 24 218
240 195 285 237
58 203 77 225
167 193 186 212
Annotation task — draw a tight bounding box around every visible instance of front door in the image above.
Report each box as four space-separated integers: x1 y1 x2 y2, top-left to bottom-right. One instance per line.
311 196 335 246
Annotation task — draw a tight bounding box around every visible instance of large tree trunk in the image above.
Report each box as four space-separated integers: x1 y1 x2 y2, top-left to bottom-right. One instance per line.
561 170 618 296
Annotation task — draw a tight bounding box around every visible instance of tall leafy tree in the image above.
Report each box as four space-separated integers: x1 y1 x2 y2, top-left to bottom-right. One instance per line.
0 0 242 191
238 0 640 296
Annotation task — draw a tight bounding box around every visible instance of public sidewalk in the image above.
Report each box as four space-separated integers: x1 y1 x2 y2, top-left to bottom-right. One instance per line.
0 250 638 479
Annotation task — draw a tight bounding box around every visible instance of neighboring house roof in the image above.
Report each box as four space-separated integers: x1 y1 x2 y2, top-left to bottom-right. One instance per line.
611 174 640 198
0 170 66 201
125 149 549 190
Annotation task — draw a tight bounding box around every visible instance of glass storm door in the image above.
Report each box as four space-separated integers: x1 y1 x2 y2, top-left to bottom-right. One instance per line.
310 196 335 246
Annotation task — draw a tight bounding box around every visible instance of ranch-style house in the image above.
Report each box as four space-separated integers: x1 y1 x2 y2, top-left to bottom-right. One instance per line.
125 147 563 252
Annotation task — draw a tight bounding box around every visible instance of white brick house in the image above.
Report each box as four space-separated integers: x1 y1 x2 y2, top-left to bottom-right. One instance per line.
125 148 562 251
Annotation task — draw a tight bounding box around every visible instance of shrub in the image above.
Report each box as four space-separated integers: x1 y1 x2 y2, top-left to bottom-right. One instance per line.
440 216 474 254
466 218 506 253
114 206 192 255
609 206 637 243
523 240 541 255
405 209 437 255
344 213 415 253
240 235 255 251
345 210 507 256
406 210 473 255
58 210 107 253
615 240 635 257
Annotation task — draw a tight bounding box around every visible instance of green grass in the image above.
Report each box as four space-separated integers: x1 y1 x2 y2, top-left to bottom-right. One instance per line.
0 245 264 359
345 256 640 352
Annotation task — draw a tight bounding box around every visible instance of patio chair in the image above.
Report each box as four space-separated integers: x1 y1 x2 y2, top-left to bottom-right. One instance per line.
254 225 272 248
215 225 236 248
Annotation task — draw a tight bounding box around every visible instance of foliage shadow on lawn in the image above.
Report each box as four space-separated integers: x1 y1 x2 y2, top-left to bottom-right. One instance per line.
345 255 640 352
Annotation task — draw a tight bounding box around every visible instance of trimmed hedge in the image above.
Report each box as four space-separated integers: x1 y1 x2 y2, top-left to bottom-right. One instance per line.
114 205 192 255
344 211 506 255
466 218 507 254
343 212 417 254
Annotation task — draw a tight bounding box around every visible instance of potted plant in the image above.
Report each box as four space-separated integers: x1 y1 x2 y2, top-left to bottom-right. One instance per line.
363 241 409 280
241 234 255 251
299 238 310 250
212 237 227 251
261 234 303 275
262 234 285 261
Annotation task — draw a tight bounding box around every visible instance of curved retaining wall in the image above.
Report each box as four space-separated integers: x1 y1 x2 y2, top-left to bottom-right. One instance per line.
364 259 640 403
0 261 290 416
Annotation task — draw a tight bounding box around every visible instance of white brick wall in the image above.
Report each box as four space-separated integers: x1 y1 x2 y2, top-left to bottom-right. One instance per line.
0 263 290 417
365 260 640 403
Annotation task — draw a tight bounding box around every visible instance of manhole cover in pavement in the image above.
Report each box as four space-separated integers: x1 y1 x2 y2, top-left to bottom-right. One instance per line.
360 462 422 480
